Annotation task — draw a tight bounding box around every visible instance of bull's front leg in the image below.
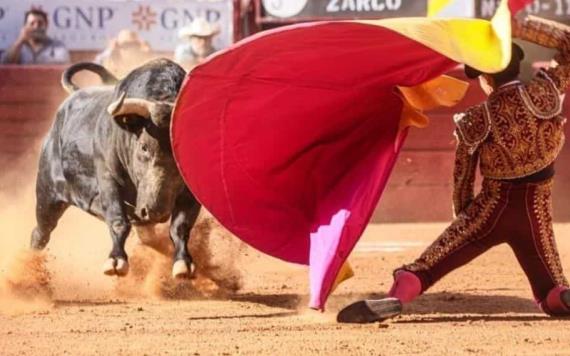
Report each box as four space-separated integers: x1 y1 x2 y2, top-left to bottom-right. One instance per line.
170 189 201 279
98 170 131 277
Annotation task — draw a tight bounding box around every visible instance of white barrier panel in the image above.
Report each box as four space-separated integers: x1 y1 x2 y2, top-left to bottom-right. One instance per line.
0 0 233 51
476 0 570 21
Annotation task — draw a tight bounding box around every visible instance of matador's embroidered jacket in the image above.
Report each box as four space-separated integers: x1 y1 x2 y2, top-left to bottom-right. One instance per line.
452 17 570 216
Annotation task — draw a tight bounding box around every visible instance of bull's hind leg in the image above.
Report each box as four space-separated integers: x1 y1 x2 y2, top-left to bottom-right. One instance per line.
170 190 201 279
31 199 69 250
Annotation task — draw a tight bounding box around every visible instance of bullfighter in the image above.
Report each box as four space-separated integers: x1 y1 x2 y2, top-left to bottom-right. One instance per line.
338 15 570 322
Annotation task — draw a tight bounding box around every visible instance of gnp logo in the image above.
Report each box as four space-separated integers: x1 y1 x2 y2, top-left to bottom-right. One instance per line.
52 6 114 29
132 5 157 31
160 8 222 30
131 5 223 31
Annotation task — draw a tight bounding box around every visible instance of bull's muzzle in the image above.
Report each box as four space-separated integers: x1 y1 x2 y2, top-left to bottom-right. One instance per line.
136 205 170 224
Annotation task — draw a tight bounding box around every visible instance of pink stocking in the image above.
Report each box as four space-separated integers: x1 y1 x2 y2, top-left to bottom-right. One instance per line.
388 270 422 304
539 286 570 316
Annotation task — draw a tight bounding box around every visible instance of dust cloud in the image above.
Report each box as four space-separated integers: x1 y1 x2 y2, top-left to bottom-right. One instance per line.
0 183 53 315
0 164 245 315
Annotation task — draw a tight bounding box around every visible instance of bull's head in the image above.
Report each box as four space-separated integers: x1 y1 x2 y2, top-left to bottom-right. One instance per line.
106 59 186 224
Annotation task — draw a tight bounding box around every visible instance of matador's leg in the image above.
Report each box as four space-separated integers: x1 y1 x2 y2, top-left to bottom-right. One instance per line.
337 180 512 323
391 180 510 302
508 179 570 316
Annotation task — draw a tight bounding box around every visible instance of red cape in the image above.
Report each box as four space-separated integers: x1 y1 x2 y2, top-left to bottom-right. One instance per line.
172 22 459 308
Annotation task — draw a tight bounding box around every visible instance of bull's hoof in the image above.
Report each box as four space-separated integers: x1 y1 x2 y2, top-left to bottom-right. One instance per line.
102 257 129 277
115 258 129 276
172 259 195 279
102 258 116 276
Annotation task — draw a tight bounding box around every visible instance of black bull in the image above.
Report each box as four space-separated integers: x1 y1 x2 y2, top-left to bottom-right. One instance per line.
30 59 201 278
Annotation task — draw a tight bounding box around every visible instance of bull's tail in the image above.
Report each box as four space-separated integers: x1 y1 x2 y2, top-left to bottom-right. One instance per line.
61 62 118 94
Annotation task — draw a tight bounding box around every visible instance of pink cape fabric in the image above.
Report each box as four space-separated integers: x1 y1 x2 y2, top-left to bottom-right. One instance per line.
171 22 459 309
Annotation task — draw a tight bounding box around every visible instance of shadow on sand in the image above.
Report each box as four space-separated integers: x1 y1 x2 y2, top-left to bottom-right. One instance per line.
186 311 297 321
229 291 567 322
52 291 567 322
54 299 128 308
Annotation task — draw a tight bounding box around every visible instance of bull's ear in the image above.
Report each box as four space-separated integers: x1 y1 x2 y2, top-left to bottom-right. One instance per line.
114 114 147 135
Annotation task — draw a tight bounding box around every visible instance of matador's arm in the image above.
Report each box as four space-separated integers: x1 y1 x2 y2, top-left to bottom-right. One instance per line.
452 138 479 217
513 15 570 91
451 105 489 217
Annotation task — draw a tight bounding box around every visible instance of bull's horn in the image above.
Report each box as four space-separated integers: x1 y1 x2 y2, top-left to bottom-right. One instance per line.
107 91 127 116
108 98 158 119
107 93 176 125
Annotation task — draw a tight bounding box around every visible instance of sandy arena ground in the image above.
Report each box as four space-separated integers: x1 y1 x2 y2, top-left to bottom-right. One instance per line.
1 183 570 355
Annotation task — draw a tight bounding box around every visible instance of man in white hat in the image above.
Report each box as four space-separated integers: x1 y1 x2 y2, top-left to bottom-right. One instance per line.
175 18 219 70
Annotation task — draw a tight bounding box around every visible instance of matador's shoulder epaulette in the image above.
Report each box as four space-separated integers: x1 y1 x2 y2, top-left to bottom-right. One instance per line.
520 69 563 119
453 104 491 155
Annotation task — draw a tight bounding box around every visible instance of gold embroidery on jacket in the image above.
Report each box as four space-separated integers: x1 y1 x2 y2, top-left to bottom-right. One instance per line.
519 71 562 119
454 104 491 155
477 84 566 179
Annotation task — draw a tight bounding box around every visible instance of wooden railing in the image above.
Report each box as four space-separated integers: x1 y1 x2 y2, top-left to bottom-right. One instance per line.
0 66 67 175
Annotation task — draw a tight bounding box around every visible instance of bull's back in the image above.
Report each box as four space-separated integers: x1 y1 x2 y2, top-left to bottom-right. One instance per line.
56 87 113 144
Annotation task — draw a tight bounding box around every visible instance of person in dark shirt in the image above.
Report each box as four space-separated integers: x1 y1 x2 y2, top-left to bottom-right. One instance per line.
1 8 69 65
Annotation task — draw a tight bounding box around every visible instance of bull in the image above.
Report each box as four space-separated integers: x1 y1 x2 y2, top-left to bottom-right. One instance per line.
30 59 201 278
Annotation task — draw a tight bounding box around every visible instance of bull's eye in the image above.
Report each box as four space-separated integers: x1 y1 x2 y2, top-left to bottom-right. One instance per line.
141 144 149 152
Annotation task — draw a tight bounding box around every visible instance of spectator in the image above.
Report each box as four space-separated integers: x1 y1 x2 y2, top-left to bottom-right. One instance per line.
94 29 154 78
1 8 70 65
175 18 219 70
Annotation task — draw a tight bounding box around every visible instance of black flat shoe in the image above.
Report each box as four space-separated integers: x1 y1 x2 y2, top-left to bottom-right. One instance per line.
337 297 402 324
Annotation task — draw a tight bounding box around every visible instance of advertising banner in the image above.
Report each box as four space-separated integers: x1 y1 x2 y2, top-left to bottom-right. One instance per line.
260 0 427 21
0 0 233 51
